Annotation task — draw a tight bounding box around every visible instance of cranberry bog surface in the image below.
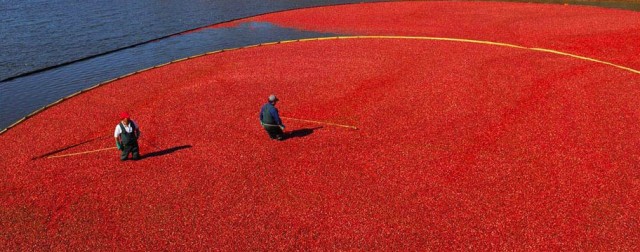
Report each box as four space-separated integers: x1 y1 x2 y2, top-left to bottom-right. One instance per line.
1 1 640 250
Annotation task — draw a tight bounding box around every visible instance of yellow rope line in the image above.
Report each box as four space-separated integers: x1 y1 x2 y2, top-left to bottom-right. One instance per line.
4 35 638 136
47 147 117 159
359 35 528 49
331 36 640 74
281 116 358 130
262 36 640 75
529 47 640 75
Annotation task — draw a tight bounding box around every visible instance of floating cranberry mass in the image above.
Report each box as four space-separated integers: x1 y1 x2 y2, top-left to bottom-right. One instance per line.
1 1 639 250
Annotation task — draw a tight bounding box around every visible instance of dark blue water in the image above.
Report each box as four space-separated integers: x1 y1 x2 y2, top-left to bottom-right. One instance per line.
0 22 342 130
1 0 638 131
0 0 392 130
0 0 394 81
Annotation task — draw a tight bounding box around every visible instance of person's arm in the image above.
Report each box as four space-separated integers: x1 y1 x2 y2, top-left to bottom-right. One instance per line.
132 120 141 138
114 125 123 150
115 138 122 150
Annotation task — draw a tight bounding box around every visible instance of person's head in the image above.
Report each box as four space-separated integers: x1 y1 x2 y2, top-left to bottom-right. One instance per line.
120 112 131 124
268 94 279 105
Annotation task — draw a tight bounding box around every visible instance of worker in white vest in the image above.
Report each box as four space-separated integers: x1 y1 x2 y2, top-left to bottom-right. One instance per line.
114 112 141 160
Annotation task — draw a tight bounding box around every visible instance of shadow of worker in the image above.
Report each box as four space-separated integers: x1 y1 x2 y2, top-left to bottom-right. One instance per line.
284 127 322 140
142 145 192 159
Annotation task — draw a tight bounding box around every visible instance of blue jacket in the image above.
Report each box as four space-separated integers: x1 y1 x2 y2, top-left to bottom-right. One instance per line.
259 103 282 126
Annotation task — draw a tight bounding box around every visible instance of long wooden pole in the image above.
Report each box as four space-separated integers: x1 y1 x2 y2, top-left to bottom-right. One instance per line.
281 116 358 130
47 147 117 159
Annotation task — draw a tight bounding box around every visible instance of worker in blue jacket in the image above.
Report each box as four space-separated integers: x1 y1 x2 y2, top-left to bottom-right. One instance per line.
259 94 285 140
